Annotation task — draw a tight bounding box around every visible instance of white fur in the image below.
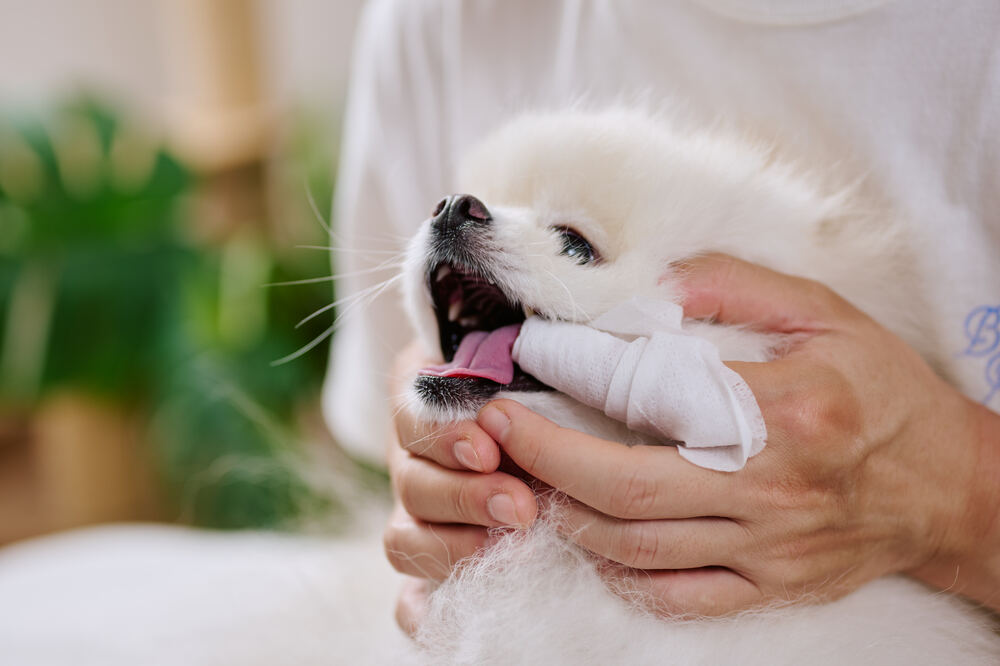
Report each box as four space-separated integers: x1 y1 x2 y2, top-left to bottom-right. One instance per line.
401 110 1000 664
408 518 1000 666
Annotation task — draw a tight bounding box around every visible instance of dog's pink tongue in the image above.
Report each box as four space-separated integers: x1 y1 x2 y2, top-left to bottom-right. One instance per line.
419 323 522 384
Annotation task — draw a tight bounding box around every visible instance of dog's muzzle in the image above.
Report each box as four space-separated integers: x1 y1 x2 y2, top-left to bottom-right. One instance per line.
414 194 550 413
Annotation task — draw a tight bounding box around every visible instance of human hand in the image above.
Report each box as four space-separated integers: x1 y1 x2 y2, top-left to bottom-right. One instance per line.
383 341 538 633
474 255 1000 616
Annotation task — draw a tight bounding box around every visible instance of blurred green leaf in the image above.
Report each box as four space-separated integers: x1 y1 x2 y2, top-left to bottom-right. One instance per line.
0 96 348 531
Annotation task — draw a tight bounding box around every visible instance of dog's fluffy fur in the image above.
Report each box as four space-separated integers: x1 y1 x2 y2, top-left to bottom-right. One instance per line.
400 110 1000 664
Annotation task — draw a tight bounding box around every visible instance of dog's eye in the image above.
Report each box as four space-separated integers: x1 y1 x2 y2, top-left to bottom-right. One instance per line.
554 226 598 265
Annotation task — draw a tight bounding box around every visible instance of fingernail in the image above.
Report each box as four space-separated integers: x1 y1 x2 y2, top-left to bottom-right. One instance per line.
487 493 519 526
478 405 510 441
453 438 483 472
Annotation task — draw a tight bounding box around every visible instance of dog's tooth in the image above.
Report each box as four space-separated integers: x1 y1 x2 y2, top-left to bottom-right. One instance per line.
523 305 535 318
436 265 451 282
448 301 462 321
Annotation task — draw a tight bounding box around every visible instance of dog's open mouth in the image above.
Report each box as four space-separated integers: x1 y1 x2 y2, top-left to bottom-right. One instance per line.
417 262 548 394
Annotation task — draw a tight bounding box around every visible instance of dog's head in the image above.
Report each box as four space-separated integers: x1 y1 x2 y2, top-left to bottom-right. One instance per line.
402 110 840 420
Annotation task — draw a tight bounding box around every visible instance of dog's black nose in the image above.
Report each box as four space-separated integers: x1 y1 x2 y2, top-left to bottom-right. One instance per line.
431 194 491 232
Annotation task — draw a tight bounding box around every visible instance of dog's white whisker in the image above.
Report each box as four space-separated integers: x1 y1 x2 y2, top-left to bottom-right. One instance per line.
332 250 409 276
294 301 337 329
270 323 336 366
383 548 450 580
296 245 403 255
303 179 333 236
274 273 403 364
331 262 406 280
300 183 403 246
541 268 585 321
265 275 337 287
326 273 403 328
296 274 403 328
276 262 403 289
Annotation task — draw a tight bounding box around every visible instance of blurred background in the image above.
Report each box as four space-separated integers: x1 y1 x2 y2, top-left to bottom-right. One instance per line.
0 0 377 545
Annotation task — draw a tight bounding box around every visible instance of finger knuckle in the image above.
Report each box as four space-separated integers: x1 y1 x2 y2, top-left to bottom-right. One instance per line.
777 558 817 592
710 253 741 285
759 474 810 512
394 410 420 449
728 522 762 569
621 523 664 568
399 422 438 453
609 469 659 518
801 277 836 305
780 364 860 445
795 276 851 320
395 596 416 637
450 481 476 522
398 433 421 453
520 435 545 475
809 279 861 321
393 466 416 511
382 526 408 572
784 393 831 443
762 481 842 539
752 553 804 595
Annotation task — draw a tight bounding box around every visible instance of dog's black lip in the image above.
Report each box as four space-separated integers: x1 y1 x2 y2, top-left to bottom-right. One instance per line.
414 372 551 411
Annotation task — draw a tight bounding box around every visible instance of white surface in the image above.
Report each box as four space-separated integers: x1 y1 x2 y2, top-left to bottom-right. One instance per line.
0 521 406 665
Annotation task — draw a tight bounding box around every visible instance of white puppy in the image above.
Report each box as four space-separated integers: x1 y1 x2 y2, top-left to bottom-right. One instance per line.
399 110 1000 665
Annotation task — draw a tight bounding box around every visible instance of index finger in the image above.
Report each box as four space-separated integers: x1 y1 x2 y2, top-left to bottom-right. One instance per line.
394 402 501 473
676 254 842 332
477 399 746 520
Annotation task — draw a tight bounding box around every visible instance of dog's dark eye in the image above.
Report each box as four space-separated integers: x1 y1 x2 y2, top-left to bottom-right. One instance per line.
554 226 598 265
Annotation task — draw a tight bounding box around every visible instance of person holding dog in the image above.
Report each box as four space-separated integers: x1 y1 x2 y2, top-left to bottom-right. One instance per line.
323 0 1000 631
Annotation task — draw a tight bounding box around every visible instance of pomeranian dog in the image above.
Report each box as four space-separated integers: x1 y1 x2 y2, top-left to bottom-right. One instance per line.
398 110 1000 665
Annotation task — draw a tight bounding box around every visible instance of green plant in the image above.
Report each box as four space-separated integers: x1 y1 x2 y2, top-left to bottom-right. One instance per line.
0 97 348 529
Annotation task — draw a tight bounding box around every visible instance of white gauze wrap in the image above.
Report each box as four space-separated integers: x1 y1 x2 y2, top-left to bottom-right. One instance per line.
511 297 766 472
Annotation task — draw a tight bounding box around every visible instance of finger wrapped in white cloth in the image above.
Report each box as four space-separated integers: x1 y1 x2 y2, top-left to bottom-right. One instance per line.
511 298 767 472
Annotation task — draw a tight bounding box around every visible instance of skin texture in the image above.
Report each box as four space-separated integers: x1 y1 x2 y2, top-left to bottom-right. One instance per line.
384 255 1000 633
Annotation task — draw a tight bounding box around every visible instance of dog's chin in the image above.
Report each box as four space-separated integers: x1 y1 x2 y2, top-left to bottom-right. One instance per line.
411 371 551 423
409 376 499 423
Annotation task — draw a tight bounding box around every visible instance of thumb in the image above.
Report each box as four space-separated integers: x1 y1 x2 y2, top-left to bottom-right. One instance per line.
676 254 843 332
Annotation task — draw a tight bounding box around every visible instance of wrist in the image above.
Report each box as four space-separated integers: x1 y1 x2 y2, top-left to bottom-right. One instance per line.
910 398 1000 610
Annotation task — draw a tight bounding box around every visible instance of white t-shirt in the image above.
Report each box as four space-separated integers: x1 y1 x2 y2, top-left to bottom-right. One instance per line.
323 0 1000 461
